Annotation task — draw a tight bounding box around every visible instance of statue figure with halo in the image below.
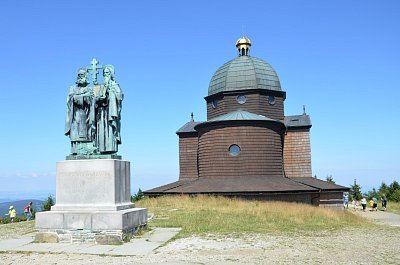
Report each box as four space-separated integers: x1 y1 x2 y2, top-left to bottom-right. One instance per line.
65 58 123 159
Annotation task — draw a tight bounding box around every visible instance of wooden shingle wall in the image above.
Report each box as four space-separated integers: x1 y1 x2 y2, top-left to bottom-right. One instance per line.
318 191 344 207
283 130 312 178
198 124 283 178
179 135 199 180
207 93 284 120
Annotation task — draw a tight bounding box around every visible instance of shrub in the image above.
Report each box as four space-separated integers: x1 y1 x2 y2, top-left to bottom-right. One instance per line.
42 195 55 211
131 188 144 202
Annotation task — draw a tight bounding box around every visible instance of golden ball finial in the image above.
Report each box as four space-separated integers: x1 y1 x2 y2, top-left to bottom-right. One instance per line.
236 37 251 56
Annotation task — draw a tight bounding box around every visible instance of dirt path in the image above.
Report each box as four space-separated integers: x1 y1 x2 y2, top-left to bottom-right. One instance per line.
351 209 400 227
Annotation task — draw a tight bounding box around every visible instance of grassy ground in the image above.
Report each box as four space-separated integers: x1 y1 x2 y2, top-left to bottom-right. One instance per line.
0 196 377 240
136 195 367 237
388 201 400 214
0 220 35 239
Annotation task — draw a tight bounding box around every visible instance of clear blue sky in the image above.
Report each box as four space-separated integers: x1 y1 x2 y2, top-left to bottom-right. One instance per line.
0 0 399 199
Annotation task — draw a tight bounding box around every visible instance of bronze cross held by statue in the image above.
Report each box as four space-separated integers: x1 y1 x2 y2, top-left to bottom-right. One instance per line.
87 58 103 85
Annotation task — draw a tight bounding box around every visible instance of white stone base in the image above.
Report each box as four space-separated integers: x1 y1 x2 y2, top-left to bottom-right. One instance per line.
36 208 147 243
52 159 134 211
35 159 147 243
36 208 147 231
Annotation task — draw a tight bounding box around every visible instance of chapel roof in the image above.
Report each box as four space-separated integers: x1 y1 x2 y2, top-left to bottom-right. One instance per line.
290 177 350 191
144 177 349 195
176 121 202 134
284 114 312 129
208 110 275 122
144 176 318 194
208 38 282 96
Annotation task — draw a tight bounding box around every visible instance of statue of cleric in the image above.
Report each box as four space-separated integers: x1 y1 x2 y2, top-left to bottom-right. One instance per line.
65 59 123 159
95 65 123 154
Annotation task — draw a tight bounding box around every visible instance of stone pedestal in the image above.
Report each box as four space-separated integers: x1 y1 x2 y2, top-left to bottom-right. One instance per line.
36 159 147 244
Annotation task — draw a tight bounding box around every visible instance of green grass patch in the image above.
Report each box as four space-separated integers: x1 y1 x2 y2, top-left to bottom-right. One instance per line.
136 195 367 237
387 201 400 214
0 220 35 239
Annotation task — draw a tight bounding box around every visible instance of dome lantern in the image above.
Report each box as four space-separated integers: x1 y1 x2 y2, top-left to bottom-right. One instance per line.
236 37 251 56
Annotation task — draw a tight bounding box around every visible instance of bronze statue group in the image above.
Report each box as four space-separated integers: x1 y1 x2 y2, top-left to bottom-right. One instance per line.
65 60 123 157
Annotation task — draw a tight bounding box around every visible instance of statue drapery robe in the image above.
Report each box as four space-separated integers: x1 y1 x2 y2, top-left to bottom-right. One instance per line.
95 81 123 154
65 85 95 154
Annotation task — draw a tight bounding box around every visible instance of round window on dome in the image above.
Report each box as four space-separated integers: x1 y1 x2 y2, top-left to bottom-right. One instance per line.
236 95 247 104
268 95 276 105
228 144 241 156
212 99 218 109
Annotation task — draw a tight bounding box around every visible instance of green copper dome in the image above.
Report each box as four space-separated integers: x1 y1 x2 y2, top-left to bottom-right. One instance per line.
208 38 281 96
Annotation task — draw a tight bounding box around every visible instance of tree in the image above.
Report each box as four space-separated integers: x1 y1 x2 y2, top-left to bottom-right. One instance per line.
390 189 400 202
42 195 55 212
390 180 400 191
365 180 400 203
366 188 378 200
326 175 335 183
350 181 362 201
378 182 389 196
388 181 400 202
131 188 144 202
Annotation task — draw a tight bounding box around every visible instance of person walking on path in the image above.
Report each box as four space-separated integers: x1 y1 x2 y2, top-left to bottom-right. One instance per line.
361 197 367 211
5 206 17 223
369 199 374 211
372 197 378 211
343 192 349 209
381 194 387 211
24 202 33 221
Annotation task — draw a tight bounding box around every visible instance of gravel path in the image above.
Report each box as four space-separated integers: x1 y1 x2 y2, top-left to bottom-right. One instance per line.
352 208 400 227
1 211 399 265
